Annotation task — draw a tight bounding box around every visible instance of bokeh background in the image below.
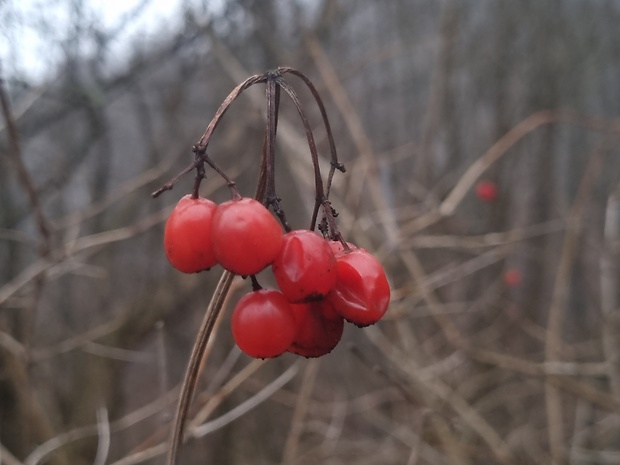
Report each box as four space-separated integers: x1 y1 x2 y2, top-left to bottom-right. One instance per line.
2 1 620 464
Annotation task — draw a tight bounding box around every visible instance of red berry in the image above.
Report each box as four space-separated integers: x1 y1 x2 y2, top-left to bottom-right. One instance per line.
272 230 337 303
503 269 522 287
164 195 218 273
211 198 283 276
475 180 498 202
288 300 344 358
326 249 390 327
231 289 297 358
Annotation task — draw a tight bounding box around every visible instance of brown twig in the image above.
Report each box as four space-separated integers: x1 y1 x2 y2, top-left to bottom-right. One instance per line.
0 75 52 255
165 270 235 465
0 441 26 465
544 135 617 464
306 34 400 248
188 358 266 429
397 110 620 236
280 359 321 464
364 325 515 465
0 75 58 461
273 76 332 232
283 67 344 196
601 187 620 401
152 73 265 199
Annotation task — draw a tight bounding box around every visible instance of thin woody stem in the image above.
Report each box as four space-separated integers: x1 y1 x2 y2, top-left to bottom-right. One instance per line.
202 150 240 199
0 76 52 254
250 275 262 291
263 77 292 232
151 161 197 198
191 150 206 199
274 77 327 230
264 74 280 200
275 76 344 238
153 73 268 198
165 271 235 465
280 67 345 196
254 134 269 202
195 74 267 151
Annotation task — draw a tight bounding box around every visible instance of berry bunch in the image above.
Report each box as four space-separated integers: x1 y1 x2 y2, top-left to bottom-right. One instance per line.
154 67 391 465
164 195 390 358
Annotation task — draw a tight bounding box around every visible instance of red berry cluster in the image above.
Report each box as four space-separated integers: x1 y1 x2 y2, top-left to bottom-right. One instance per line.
156 68 391 465
164 196 281 275
164 195 390 359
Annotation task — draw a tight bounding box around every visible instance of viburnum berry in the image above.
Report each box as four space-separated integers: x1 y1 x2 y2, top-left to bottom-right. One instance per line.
326 248 390 327
231 289 297 358
164 195 218 273
272 230 337 303
288 300 344 358
211 197 283 276
503 269 522 287
475 180 498 202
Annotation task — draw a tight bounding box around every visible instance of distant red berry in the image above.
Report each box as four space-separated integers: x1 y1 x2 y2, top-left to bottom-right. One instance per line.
211 198 283 276
475 180 498 202
231 289 297 358
164 195 217 273
288 300 344 358
272 230 337 303
326 248 390 327
503 269 522 287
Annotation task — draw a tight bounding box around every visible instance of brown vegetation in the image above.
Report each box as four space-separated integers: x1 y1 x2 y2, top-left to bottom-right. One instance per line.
1 1 620 464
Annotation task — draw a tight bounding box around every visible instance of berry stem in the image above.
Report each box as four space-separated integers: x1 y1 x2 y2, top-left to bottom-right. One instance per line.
250 275 262 291
277 68 347 238
267 194 292 232
153 72 268 198
201 150 241 200
274 77 327 230
282 67 345 197
273 75 345 241
264 73 280 201
151 161 198 198
262 72 292 231
195 73 267 152
166 271 235 465
191 149 206 199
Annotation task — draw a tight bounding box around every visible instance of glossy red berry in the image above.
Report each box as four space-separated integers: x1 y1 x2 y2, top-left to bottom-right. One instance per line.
475 180 498 202
272 230 337 303
163 195 218 273
231 289 297 358
288 300 344 358
503 269 522 287
326 248 390 327
211 197 283 276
